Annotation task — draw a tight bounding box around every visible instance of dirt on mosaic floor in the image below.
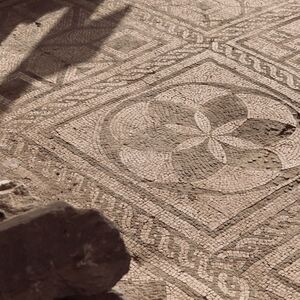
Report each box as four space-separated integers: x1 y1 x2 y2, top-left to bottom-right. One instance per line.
0 0 300 299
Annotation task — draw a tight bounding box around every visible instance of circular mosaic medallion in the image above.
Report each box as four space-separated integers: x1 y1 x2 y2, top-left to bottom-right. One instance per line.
96 83 299 193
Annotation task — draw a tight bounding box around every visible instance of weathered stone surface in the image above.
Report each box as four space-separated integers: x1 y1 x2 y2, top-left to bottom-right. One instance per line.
0 201 130 300
0 180 17 192
0 180 41 220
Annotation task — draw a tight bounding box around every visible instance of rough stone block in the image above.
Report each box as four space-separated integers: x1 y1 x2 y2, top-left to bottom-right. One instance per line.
0 201 130 300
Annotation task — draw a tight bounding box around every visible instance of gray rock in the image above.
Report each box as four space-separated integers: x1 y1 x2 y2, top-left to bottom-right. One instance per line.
0 201 130 300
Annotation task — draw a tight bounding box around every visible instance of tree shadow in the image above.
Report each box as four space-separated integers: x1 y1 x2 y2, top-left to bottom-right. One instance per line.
0 0 130 112
0 0 67 46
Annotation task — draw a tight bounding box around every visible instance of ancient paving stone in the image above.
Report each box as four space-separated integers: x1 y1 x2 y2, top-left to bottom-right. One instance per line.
0 201 130 300
0 0 300 299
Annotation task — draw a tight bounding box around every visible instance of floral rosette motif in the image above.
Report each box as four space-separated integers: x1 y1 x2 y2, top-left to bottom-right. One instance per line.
100 83 300 193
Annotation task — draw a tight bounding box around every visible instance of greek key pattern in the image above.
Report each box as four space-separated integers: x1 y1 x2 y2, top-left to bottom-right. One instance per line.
2 130 299 299
211 41 300 90
5 41 300 134
211 2 300 42
1 1 300 299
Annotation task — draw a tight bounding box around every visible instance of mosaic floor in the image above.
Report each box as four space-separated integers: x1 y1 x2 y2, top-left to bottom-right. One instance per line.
0 0 300 299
